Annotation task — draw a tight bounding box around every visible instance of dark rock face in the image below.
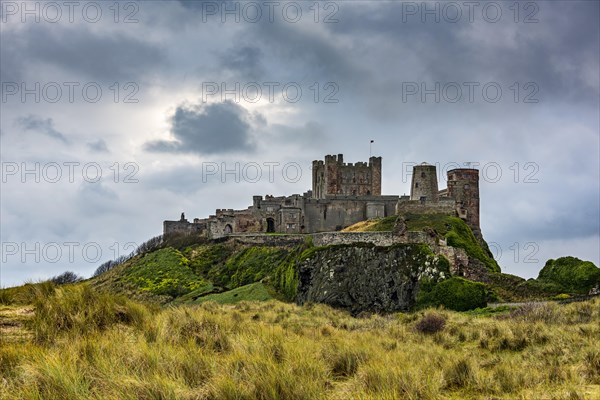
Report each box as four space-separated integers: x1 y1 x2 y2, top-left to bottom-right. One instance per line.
296 244 447 314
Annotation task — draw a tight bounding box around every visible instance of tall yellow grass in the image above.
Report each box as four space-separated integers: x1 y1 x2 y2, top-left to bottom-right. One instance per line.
1 285 598 399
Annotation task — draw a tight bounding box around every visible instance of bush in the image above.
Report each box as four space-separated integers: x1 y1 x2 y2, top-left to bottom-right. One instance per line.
93 254 132 277
415 312 446 334
420 277 487 311
537 257 600 293
49 271 84 285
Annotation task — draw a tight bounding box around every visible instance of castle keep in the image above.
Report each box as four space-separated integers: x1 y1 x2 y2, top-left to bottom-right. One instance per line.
164 155 481 239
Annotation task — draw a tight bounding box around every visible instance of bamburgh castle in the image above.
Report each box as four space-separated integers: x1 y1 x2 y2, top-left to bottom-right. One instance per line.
164 154 481 239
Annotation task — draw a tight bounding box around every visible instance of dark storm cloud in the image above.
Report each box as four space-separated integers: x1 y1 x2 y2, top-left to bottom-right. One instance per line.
2 25 166 82
145 101 255 155
17 115 69 143
0 40 24 83
203 1 598 112
331 1 599 102
87 139 110 153
218 45 265 81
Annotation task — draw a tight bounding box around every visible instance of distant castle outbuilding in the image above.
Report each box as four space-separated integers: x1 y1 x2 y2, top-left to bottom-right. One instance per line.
164 154 481 239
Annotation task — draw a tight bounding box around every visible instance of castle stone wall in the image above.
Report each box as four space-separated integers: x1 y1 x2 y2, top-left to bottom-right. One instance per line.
227 234 305 247
396 198 455 215
312 231 435 247
163 220 206 236
303 196 398 233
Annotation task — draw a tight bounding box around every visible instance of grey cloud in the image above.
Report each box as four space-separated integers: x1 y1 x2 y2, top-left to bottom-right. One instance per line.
145 101 255 155
87 139 110 153
218 45 265 81
17 115 69 143
3 25 166 82
78 182 119 214
268 121 329 149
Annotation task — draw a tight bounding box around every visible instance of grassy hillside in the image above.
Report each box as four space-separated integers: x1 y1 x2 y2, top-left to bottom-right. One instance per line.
88 240 307 305
343 213 500 273
0 284 598 399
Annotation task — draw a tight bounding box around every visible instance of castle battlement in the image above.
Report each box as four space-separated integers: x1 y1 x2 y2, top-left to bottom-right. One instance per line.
164 154 481 241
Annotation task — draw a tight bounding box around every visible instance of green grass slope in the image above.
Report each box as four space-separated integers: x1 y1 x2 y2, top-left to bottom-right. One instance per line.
343 213 500 273
91 248 207 302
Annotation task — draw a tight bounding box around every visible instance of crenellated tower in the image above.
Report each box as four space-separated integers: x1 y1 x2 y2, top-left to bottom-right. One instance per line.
312 154 381 199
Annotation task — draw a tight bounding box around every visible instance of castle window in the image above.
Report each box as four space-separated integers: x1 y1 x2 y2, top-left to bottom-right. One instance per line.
421 172 426 178
415 183 419 188
266 206 274 212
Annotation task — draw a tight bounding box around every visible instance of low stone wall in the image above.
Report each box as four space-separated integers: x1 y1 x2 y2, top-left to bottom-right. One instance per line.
312 232 396 247
226 231 437 248
227 234 305 247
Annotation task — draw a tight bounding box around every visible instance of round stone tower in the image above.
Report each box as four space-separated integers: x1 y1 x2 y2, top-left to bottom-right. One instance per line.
447 168 480 238
410 163 439 202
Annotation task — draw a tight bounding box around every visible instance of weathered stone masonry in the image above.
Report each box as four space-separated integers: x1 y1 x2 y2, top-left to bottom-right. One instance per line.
164 156 481 241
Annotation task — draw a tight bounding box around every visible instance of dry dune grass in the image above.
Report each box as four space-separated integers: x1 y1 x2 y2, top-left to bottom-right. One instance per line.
0 284 599 399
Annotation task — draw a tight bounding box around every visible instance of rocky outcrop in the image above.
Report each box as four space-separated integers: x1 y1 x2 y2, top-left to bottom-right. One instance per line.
296 244 448 314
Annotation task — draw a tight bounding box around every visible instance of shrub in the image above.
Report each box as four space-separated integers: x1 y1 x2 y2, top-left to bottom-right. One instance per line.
553 293 571 300
49 271 84 285
93 254 132 277
415 312 446 334
420 277 487 311
537 257 600 293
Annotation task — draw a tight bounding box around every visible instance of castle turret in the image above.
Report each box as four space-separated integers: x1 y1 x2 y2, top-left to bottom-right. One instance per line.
410 163 439 202
447 168 480 238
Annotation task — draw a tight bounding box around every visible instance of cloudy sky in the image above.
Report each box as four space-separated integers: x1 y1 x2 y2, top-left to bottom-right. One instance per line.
1 0 598 287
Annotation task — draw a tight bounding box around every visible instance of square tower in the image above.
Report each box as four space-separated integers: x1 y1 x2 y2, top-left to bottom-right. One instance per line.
312 154 382 199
